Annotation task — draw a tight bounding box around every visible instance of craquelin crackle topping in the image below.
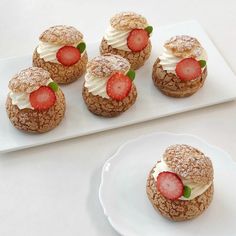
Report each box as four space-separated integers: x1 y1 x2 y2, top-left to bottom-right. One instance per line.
6 89 65 133
9 67 51 93
39 25 83 45
164 35 203 58
110 12 148 31
87 54 130 78
146 167 214 221
163 144 213 185
33 49 88 84
82 84 137 117
152 58 207 97
100 38 152 70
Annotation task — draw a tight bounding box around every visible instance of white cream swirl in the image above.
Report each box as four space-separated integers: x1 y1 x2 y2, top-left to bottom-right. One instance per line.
37 41 85 64
37 42 61 63
152 159 212 200
84 72 109 99
104 26 131 52
84 66 130 98
9 92 33 109
159 47 208 74
9 79 53 110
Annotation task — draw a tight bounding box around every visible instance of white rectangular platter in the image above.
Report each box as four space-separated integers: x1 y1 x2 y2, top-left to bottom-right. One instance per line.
0 20 236 153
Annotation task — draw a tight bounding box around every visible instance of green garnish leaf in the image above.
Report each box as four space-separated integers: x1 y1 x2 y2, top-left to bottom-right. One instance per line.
77 42 86 53
126 70 136 81
48 82 59 92
183 185 192 198
145 26 153 35
199 60 206 68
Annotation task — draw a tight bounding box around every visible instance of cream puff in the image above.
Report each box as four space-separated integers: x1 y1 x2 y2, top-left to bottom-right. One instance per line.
82 54 137 117
6 67 66 133
152 35 208 97
146 144 214 221
100 12 152 70
33 25 88 84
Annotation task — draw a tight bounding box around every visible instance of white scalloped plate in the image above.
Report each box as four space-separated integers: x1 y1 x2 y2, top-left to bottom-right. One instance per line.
1 21 236 152
99 132 236 236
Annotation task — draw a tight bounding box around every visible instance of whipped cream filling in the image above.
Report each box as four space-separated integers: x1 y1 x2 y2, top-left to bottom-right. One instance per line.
152 159 212 200
84 72 109 99
159 47 208 74
104 26 131 52
84 68 130 99
9 78 53 110
37 40 85 64
9 92 33 109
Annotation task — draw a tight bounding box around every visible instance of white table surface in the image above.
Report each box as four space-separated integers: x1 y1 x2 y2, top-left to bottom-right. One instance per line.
0 0 236 235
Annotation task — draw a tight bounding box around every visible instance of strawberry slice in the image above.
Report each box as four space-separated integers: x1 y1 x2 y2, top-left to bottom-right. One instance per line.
175 58 202 81
106 72 132 101
56 46 81 66
156 171 184 200
127 29 149 52
30 86 56 110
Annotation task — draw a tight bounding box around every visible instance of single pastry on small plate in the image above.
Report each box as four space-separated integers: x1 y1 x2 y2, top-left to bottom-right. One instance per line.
152 35 207 97
33 25 88 84
146 144 214 221
82 54 137 117
100 12 153 70
6 67 66 133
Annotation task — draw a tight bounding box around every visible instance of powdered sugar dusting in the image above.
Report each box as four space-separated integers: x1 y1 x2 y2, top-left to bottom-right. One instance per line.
163 144 213 184
9 67 51 93
110 11 148 31
165 35 203 58
87 54 130 78
39 25 83 45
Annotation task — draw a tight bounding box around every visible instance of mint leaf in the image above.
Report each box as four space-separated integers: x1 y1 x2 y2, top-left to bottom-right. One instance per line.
126 70 136 81
183 185 192 198
199 60 206 68
48 82 59 92
77 42 86 53
145 26 153 35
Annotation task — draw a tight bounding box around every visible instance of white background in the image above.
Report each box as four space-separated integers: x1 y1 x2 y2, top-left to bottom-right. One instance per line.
0 0 236 235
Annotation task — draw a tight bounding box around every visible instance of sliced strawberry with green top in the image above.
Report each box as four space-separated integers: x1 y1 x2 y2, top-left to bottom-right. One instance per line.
30 86 56 110
127 29 149 52
56 46 81 66
156 171 184 200
175 58 202 81
106 72 132 101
